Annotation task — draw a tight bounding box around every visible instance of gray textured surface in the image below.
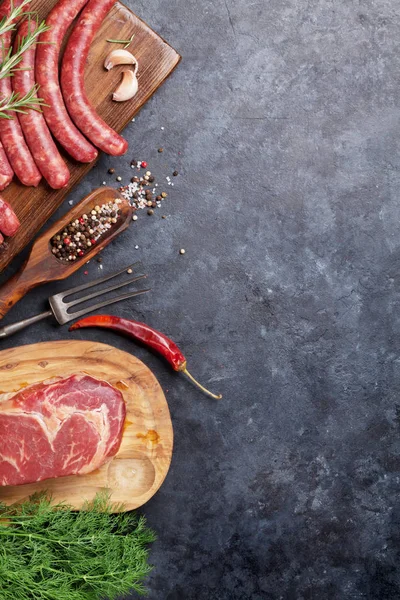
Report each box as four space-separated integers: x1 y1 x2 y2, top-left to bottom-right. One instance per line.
1 0 400 598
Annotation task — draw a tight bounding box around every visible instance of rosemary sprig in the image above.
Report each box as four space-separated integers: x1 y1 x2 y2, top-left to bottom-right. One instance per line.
107 33 135 48
0 0 33 37
0 85 47 119
0 492 156 599
0 18 50 79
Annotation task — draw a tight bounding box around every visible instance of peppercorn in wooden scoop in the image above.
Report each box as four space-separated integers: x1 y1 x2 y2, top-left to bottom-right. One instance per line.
0 187 133 320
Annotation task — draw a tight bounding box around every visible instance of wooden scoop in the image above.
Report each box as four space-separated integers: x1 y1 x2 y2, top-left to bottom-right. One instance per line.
0 187 133 319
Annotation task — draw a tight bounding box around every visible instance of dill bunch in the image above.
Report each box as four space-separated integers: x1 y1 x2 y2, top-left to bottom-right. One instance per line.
0 492 156 600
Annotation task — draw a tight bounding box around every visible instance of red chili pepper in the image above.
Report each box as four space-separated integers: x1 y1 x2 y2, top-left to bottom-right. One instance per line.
69 315 222 400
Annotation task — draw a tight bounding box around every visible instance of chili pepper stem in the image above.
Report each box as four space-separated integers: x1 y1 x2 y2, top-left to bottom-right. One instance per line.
182 369 222 400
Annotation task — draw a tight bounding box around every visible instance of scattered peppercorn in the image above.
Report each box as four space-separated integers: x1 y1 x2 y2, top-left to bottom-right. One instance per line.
161 192 168 198
173 171 179 177
158 148 163 153
147 209 154 216
180 249 186 255
162 215 167 219
108 168 115 174
116 176 122 182
141 161 148 168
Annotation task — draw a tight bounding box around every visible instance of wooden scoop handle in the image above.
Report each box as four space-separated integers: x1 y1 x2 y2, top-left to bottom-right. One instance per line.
0 259 42 318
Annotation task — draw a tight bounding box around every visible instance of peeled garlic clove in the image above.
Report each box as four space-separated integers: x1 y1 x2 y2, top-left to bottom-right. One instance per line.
104 49 138 72
113 69 139 102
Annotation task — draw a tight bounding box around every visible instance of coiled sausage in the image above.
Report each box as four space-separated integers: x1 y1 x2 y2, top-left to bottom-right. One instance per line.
0 197 20 237
61 0 128 156
13 20 70 189
0 2 42 187
0 142 13 191
36 0 98 163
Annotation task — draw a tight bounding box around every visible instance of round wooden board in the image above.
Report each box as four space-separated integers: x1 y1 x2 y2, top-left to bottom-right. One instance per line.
0 341 173 511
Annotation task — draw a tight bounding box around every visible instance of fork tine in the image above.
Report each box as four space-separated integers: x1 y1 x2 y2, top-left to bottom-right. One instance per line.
66 288 151 321
64 274 147 309
51 262 143 301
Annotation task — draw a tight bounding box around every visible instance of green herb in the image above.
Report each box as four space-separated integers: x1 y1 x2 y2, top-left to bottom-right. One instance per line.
0 84 47 119
0 492 156 599
107 33 135 48
0 17 50 79
0 0 34 37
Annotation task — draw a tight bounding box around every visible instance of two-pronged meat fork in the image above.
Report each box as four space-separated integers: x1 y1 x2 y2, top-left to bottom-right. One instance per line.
0 263 150 339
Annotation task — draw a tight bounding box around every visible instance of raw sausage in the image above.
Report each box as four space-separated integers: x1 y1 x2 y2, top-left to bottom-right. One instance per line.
13 20 70 189
0 197 20 237
61 0 128 156
0 141 13 191
36 0 98 163
0 2 42 187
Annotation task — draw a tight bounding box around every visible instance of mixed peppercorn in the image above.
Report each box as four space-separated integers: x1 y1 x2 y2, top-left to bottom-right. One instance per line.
50 199 122 262
117 160 169 214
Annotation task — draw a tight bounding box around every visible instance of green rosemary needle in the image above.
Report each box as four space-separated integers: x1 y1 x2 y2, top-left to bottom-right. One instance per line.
107 33 135 48
0 18 50 79
0 0 33 37
0 85 47 119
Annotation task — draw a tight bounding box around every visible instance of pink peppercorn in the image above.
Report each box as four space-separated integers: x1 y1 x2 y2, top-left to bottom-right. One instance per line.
141 161 148 168
64 238 71 245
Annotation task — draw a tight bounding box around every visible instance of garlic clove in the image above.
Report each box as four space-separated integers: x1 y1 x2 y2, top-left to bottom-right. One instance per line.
113 69 139 102
104 49 138 72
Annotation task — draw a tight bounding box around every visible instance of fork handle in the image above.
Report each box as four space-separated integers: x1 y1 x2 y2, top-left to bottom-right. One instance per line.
0 311 52 339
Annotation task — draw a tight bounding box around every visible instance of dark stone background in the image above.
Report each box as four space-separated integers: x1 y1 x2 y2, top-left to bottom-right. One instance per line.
2 0 400 598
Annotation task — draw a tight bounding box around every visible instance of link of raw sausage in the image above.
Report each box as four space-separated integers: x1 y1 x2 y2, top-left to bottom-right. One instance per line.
36 0 98 163
0 2 42 187
61 0 128 156
0 197 20 237
0 141 13 191
13 20 70 189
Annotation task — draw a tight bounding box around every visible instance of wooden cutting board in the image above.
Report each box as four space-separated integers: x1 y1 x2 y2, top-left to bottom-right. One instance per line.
0 0 181 273
0 341 174 511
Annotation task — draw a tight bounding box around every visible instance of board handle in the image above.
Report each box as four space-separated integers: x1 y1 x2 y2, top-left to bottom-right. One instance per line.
0 263 39 319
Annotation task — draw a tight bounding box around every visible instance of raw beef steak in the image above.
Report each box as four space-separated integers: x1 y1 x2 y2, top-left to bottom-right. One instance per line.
0 374 126 486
